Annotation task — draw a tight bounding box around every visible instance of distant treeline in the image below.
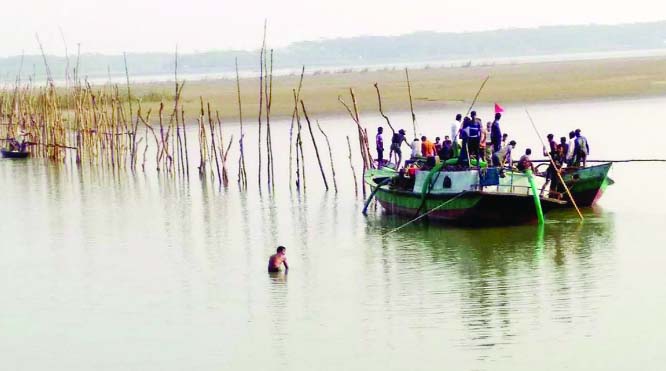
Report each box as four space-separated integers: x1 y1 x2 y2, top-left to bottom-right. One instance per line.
2 21 666 82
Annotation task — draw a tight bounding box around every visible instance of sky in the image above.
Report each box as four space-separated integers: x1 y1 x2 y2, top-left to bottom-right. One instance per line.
2 0 666 57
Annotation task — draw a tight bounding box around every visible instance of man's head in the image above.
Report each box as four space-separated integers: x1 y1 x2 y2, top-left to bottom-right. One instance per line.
575 129 581 137
503 133 508 140
435 136 440 142
399 129 406 135
495 112 502 120
421 136 426 141
526 148 532 155
455 113 462 121
378 126 383 133
547 134 554 141
560 137 567 144
509 140 517 148
276 246 286 254
471 111 477 118
569 131 576 139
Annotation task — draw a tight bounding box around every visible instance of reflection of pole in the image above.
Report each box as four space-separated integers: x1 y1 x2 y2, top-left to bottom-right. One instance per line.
535 222 545 260
527 169 545 225
526 110 584 221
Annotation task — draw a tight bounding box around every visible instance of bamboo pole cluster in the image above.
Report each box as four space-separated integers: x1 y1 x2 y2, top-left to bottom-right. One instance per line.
1 30 440 199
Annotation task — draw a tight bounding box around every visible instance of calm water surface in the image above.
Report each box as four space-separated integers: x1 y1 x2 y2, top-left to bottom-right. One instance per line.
1 97 665 370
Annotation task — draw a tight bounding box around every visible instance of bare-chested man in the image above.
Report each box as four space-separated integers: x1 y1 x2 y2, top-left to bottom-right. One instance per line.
268 246 289 273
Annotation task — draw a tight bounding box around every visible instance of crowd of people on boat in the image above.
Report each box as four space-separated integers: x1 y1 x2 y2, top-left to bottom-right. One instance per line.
374 110 591 181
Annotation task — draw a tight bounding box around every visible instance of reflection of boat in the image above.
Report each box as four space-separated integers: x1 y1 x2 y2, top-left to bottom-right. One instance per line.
365 165 566 226
535 163 613 207
1 148 30 159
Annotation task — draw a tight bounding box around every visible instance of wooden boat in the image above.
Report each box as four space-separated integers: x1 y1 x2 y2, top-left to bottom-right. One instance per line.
1 148 30 159
535 163 613 207
365 165 566 226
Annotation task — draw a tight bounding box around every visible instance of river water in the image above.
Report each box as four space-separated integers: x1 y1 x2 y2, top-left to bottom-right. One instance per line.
1 97 665 370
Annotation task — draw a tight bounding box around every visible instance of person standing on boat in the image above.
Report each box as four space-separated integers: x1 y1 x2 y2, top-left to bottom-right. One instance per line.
483 122 493 161
490 112 503 153
541 134 559 196
410 137 422 159
492 140 516 168
434 137 442 155
573 129 590 167
467 116 482 163
390 129 406 168
268 246 289 273
457 116 472 165
451 114 462 157
557 137 568 167
376 127 384 167
566 131 576 166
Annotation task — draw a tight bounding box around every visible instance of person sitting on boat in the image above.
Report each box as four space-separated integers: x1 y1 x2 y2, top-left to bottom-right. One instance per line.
439 136 453 161
268 246 289 273
573 129 590 167
492 140 516 168
421 136 436 158
517 148 534 172
376 126 384 167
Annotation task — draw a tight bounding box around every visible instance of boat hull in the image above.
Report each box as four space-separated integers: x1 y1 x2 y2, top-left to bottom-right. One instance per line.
1 149 29 159
374 188 560 226
557 163 612 207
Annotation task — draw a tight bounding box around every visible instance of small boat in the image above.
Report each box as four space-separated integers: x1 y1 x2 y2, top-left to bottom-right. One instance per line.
365 163 566 226
535 162 613 207
1 148 30 159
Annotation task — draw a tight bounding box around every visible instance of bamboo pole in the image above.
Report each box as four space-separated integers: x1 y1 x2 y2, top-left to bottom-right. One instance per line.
316 120 337 193
405 68 417 137
300 100 329 190
234 58 247 188
346 136 358 196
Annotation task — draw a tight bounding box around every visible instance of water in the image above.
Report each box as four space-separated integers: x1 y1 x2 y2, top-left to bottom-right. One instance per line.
1 97 665 370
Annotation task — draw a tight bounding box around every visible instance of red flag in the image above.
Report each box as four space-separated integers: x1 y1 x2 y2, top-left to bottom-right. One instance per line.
494 103 504 114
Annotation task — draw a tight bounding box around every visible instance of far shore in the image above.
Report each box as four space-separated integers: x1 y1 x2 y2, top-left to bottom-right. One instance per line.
52 55 666 123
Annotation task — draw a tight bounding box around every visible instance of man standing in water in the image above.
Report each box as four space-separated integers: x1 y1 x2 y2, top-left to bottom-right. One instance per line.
268 246 289 273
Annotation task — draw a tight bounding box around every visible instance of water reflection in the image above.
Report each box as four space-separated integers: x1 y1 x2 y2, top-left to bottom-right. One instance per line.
364 210 615 354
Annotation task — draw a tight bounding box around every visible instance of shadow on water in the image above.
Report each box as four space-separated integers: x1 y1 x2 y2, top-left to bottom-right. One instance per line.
363 207 616 355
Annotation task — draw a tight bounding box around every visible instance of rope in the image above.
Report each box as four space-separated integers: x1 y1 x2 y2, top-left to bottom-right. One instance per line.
382 191 468 236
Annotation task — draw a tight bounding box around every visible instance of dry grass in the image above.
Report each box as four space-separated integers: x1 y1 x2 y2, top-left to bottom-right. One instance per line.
122 55 666 123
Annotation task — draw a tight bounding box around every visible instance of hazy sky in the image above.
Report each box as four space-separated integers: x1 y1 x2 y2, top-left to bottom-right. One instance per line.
3 0 666 57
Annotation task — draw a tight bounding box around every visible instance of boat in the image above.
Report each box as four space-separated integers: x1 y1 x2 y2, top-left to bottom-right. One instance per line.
1 148 30 159
365 162 566 226
535 162 613 207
